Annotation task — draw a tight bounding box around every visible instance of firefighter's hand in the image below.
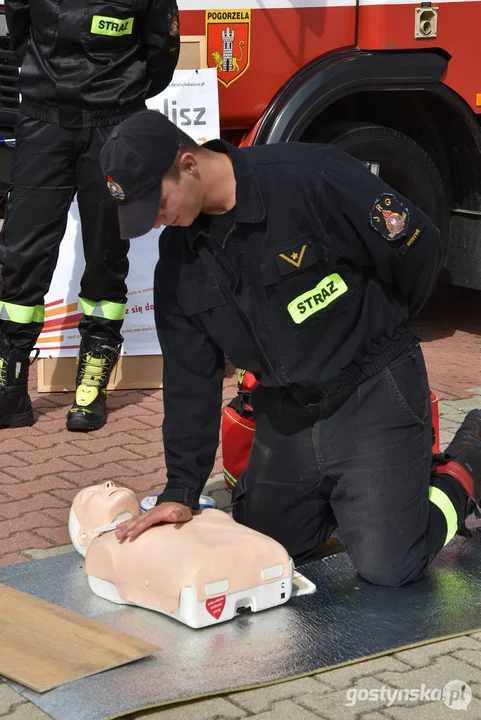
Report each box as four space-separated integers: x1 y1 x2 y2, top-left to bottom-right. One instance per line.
115 502 193 541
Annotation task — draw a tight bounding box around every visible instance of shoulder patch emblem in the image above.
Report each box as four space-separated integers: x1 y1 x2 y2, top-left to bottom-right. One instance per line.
168 8 179 36
370 193 409 241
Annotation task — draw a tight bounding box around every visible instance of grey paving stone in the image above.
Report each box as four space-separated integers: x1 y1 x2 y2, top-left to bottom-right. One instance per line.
204 473 228 494
209 488 233 511
439 397 481 413
227 677 332 713
470 683 481 701
312 657 413 690
305 673 481 719
380 693 481 719
466 388 481 398
392 637 481 668
248 699 327 719
0 683 28 715
0 703 52 720
379 653 481 684
438 403 470 416
301 677 400 719
452 648 481 670
22 545 74 560
439 432 455 450
437 413 468 432
126 697 248 719
377 655 480 711
437 418 459 431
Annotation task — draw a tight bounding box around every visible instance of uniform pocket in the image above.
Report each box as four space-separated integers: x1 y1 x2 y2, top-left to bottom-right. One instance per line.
176 275 226 316
382 347 430 427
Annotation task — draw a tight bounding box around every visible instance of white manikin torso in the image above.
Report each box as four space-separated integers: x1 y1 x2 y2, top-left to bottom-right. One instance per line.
69 482 293 628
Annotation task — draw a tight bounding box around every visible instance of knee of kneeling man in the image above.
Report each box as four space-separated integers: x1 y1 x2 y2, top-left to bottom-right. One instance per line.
355 561 415 588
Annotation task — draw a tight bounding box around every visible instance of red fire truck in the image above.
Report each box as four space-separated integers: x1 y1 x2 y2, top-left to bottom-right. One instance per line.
0 1 480 289
194 0 481 291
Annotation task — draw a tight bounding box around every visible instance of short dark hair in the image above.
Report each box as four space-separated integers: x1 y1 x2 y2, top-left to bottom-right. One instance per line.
165 128 202 180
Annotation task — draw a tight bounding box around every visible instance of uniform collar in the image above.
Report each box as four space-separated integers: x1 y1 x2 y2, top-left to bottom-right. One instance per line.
185 139 266 250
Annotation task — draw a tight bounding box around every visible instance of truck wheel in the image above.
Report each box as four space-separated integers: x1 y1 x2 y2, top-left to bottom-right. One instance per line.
315 122 449 242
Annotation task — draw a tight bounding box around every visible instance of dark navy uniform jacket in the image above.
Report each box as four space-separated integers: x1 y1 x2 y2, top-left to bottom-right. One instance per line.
6 0 179 127
154 140 444 509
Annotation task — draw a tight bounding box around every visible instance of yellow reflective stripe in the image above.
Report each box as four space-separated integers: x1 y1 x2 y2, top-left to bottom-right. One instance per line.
91 15 134 36
223 467 237 487
429 486 458 546
287 273 348 324
79 298 126 321
0 301 44 324
237 368 246 385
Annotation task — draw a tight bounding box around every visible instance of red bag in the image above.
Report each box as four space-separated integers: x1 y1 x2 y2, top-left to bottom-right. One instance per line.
221 370 258 488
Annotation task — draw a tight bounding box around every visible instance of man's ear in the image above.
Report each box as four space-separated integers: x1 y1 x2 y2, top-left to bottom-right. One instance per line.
179 152 198 175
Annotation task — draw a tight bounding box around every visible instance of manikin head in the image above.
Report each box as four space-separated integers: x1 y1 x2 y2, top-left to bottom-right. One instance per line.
69 482 141 557
100 109 235 239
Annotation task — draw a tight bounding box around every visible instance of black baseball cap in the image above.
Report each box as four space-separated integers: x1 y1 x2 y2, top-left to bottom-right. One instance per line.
100 110 181 239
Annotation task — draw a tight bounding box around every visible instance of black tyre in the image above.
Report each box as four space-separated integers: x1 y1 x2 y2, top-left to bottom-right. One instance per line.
315 122 449 243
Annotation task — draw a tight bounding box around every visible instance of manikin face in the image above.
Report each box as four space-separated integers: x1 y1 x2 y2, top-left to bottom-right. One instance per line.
153 154 204 229
69 481 141 555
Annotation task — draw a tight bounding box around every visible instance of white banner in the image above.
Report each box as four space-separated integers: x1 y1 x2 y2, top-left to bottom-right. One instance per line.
36 68 220 358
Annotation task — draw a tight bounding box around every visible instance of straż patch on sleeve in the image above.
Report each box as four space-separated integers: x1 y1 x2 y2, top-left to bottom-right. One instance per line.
370 193 409 241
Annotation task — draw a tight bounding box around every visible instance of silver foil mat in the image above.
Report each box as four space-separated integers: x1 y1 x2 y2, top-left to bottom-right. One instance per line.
1 529 481 720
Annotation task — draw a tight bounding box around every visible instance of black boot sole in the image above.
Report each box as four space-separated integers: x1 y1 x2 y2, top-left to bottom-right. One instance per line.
0 407 35 429
66 415 107 432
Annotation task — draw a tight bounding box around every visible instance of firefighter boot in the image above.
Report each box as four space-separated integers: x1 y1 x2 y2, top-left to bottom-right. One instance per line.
66 333 121 432
432 409 481 507
0 334 34 428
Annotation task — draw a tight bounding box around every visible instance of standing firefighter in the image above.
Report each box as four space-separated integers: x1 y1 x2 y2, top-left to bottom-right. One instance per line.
0 0 180 430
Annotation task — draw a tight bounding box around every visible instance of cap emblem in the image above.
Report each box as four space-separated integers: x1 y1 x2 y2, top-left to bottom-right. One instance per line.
106 175 125 201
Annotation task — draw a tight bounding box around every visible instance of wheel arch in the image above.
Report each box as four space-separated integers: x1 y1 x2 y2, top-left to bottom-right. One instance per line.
251 49 449 145
248 49 481 214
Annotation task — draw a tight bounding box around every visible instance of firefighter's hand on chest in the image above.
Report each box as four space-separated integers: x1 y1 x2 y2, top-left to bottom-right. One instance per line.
115 502 193 541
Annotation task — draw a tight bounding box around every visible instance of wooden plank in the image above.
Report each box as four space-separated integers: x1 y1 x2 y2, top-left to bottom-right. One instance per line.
0 584 158 693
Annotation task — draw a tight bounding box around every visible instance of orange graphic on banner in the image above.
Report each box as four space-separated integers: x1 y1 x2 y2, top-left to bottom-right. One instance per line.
206 9 250 87
36 335 64 344
44 302 78 319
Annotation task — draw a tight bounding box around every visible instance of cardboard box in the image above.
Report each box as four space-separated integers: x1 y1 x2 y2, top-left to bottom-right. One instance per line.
178 35 207 70
37 355 164 393
37 36 207 393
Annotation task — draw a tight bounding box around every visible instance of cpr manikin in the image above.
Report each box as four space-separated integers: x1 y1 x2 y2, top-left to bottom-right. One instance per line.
69 482 294 628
